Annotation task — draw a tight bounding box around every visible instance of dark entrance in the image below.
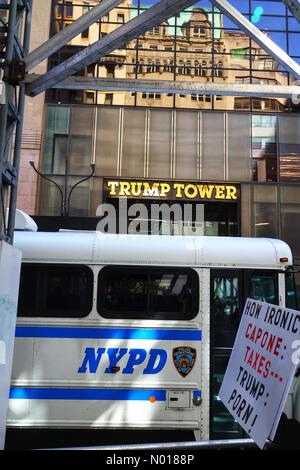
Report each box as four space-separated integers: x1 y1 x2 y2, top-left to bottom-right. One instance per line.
105 199 239 236
210 269 279 440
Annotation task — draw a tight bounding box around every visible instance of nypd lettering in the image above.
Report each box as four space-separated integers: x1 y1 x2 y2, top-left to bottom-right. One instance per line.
78 348 167 375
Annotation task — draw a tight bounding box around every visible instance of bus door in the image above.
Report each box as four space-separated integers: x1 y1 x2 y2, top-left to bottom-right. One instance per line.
210 269 243 440
210 269 279 439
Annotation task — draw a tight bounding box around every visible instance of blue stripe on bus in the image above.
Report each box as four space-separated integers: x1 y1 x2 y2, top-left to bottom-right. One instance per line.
9 388 167 401
15 326 202 341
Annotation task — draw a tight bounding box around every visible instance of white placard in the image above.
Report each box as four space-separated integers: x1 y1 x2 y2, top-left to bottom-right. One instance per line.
219 298 300 449
0 241 21 449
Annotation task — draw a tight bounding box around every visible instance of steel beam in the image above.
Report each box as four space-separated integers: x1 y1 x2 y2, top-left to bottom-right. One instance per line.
7 0 32 242
24 0 125 71
282 0 300 22
24 74 300 99
42 438 275 451
25 0 196 96
0 0 18 164
210 0 300 80
0 0 32 243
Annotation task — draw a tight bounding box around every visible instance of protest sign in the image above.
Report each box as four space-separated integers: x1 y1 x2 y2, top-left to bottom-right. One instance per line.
219 298 300 449
0 242 21 449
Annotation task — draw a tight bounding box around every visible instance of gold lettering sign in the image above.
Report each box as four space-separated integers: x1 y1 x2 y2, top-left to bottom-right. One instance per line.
106 180 239 201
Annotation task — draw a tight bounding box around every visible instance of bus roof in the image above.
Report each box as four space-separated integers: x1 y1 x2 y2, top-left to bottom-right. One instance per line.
13 231 293 270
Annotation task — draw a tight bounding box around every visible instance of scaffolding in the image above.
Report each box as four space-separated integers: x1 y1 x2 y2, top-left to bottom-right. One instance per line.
283 0 300 22
0 0 32 244
0 0 300 244
0 0 300 451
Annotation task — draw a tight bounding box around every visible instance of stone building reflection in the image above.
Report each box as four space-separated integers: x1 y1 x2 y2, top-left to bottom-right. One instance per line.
48 2 288 112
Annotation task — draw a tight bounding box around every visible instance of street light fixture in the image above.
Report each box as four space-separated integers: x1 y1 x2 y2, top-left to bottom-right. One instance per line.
29 161 95 217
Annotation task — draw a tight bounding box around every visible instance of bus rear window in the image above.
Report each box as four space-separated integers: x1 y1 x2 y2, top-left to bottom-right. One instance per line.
18 264 93 318
248 273 278 305
98 267 198 320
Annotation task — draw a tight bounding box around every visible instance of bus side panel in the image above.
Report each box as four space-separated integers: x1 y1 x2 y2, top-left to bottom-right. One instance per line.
8 323 204 432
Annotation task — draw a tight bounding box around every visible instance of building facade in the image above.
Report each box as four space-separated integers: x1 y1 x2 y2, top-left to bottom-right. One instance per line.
14 0 300 441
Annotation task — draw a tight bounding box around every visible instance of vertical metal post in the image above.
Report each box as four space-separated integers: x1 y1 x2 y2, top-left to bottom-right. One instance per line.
7 86 26 241
0 0 18 158
7 0 32 242
0 0 32 242
0 0 18 238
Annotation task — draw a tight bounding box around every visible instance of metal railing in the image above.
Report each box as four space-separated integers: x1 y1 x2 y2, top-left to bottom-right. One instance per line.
41 438 275 451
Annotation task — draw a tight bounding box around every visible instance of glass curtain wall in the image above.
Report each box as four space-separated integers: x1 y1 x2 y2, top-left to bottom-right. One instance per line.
40 106 300 213
47 1 300 112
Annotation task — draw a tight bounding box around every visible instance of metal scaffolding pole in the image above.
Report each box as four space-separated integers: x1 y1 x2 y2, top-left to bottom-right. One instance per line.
25 0 197 96
7 1 32 241
0 0 18 240
24 74 300 99
0 0 32 243
282 0 300 23
210 0 300 80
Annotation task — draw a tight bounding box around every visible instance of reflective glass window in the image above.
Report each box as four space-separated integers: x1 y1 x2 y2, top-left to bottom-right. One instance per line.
18 264 93 318
98 267 198 320
280 186 300 260
212 275 240 348
49 1 296 112
149 272 193 314
252 115 278 183
253 184 278 238
248 273 277 304
279 115 300 182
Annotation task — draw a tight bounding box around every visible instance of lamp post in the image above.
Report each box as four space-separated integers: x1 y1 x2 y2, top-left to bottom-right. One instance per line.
29 161 95 217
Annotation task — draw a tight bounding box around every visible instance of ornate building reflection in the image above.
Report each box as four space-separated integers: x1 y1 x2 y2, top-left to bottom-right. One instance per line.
48 2 288 112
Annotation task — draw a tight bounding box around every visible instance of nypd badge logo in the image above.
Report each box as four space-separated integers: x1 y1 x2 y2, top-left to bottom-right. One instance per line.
173 347 196 377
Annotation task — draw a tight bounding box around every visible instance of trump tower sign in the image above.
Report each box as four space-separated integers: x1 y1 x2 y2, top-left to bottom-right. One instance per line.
219 298 300 449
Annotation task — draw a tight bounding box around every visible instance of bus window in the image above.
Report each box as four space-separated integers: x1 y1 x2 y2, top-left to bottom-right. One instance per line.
149 272 193 314
212 275 240 348
18 264 93 318
98 267 198 320
103 271 147 313
248 273 277 304
286 272 298 309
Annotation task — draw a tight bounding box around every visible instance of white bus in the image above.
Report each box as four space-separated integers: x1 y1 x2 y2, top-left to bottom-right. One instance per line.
7 231 298 447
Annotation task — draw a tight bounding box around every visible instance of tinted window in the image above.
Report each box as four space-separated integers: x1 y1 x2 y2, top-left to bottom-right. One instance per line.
286 272 298 310
149 272 193 314
98 267 198 320
248 273 277 304
212 275 240 348
18 264 93 318
103 272 147 313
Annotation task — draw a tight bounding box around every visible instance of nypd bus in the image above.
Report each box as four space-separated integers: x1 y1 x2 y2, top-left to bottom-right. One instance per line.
7 230 298 445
